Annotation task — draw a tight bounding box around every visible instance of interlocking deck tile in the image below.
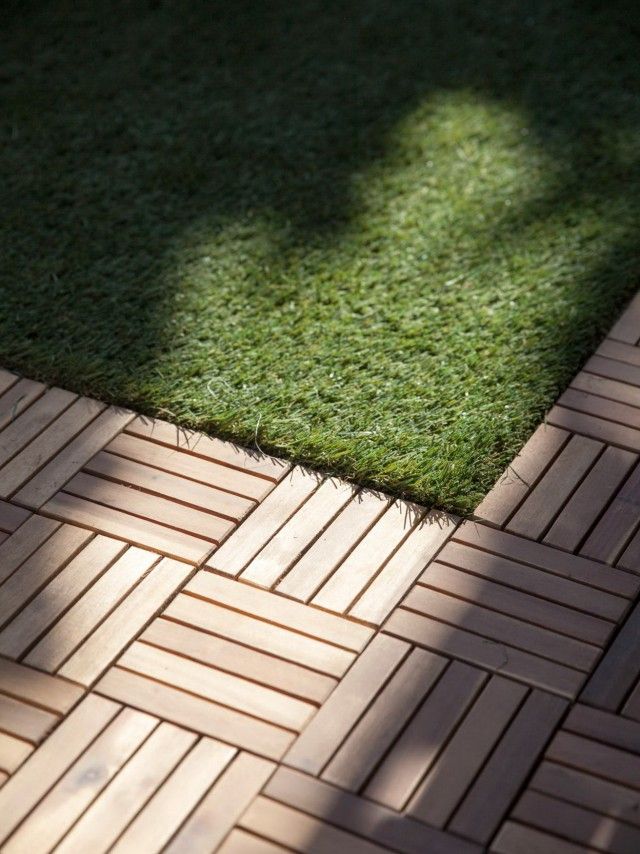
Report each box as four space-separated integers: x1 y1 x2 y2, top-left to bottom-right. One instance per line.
383 522 637 698
95 570 373 760
0 516 192 685
496 704 640 852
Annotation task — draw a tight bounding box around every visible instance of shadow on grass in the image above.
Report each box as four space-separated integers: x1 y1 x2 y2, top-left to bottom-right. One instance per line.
0 0 639 510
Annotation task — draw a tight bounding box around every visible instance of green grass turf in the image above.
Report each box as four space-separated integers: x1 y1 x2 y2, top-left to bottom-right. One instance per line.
1 1 639 513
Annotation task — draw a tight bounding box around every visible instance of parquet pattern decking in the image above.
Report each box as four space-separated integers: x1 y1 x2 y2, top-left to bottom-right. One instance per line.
2 294 640 851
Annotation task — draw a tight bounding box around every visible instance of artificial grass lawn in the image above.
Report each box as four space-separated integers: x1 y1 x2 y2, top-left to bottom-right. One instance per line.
1 1 639 513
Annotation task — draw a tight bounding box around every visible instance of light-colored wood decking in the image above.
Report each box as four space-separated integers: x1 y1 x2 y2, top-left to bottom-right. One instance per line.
2 295 640 851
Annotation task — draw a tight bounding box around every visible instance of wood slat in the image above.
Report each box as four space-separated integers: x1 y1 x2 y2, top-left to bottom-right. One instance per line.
276 489 388 601
350 510 457 624
0 378 46 432
165 593 354 677
0 396 105 500
95 667 294 759
207 466 320 575
546 731 640 789
108 431 272 501
240 477 355 588
0 695 58 743
547 405 640 453
608 295 640 343
25 546 159 674
0 514 60 587
85 450 255 521
312 499 422 614
450 690 567 844
322 648 446 791
492 822 593 854
475 424 569 527
0 369 18 396
364 662 485 810
454 521 639 597
586 353 640 387
126 414 287 481
164 752 275 854
572 370 640 408
111 737 236 854
186 570 372 652
0 500 30 534
581 462 640 564
42 491 212 562
581 601 640 710
0 731 32 775
0 388 76 470
284 634 408 775
141 617 336 704
507 435 602 539
564 704 640 754
0 658 82 713
598 338 640 365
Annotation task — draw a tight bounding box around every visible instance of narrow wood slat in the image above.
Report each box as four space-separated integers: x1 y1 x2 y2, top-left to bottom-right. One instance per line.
0 731 32 774
59 556 191 686
547 731 640 789
420 562 613 646
25 546 159 674
108 431 271 501
608 294 640 343
165 753 275 854
0 658 82 713
96 667 294 759
572 370 640 408
121 641 314 731
560 388 640 433
365 662 485 810
241 477 355 588
406 586 598 671
0 514 60 587
0 378 46 432
450 690 567 844
55 722 196 854
621 680 640 721
142 617 336 704
0 500 30 533
0 694 58 743
86 450 254 520
408 676 527 827
0 524 92 629
165 593 354 677
437 539 628 619
0 695 120 843
492 822 593 854
547 405 640 452
598 338 640 365
455 520 639 598
276 489 388 601
219 830 288 854
322 648 447 791
384 609 584 697
513 790 640 853
0 388 76 470
564 704 640 754
239 796 388 854
618 526 640 573
586 353 640 387
126 414 287 481
475 424 569 527
581 601 640 710
312 499 422 614
42 491 212 562
64 471 234 543
111 738 236 854
207 466 320 575
532 761 640 828
1 707 157 854
0 535 127 659
264 767 478 854
0 396 105 500
507 435 602 539
544 446 637 552
581 462 640 564
0 369 18 396
284 634 409 775
350 510 457 624
186 570 372 652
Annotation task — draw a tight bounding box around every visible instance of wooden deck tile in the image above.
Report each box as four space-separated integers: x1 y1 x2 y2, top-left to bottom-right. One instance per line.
499 703 640 852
